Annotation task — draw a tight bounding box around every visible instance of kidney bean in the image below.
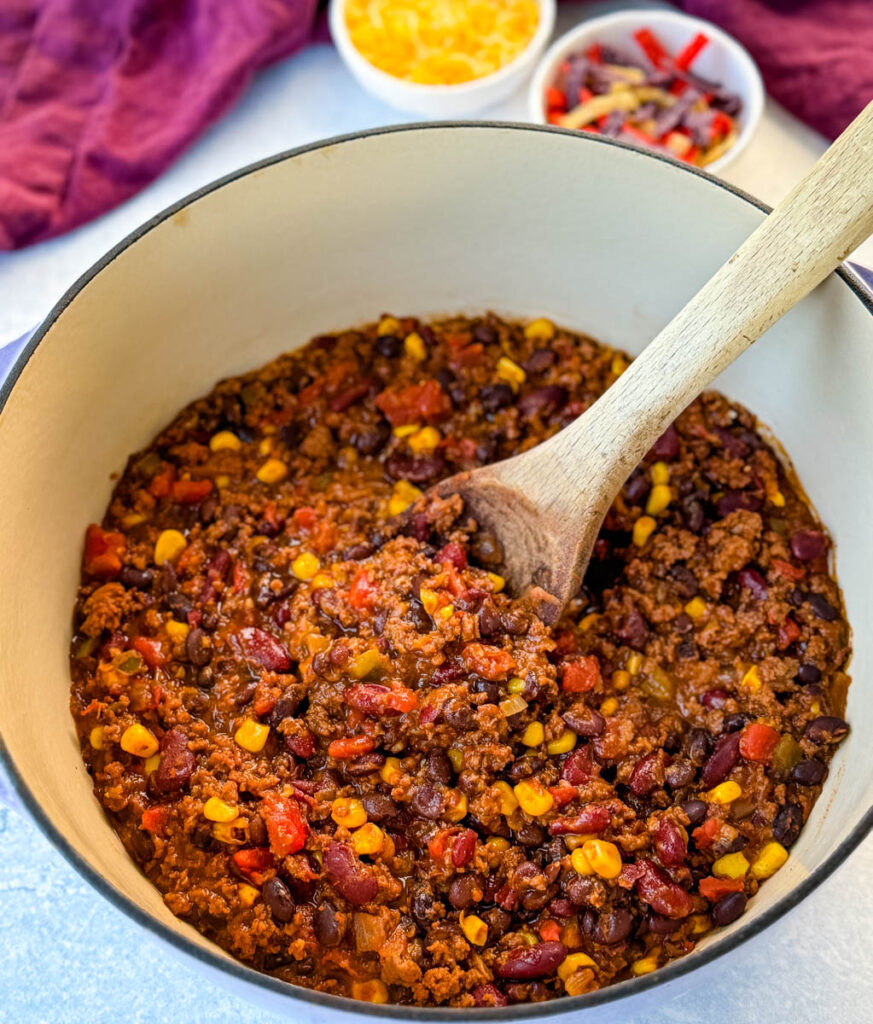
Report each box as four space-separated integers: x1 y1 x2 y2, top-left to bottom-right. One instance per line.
451 829 477 868
561 747 600 785
548 898 575 919
796 663 821 684
263 877 295 923
624 470 650 504
635 860 693 919
236 627 291 672
449 872 483 909
285 730 315 758
496 941 567 980
351 420 390 456
655 819 687 866
651 424 679 459
738 567 768 600
523 348 555 374
792 759 826 786
717 490 763 516
479 384 514 413
472 984 508 1008
595 908 634 945
314 902 345 946
629 751 666 796
385 451 446 484
711 891 747 926
152 729 196 793
346 752 386 777
517 386 567 419
713 426 750 459
700 689 727 711
411 785 444 820
773 803 804 848
549 804 610 836
324 842 378 906
790 529 826 562
806 716 849 744
808 593 838 621
700 732 741 787
562 704 605 737
682 799 707 825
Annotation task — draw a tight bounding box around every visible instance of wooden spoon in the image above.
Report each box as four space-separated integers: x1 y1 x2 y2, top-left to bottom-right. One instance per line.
438 101 873 625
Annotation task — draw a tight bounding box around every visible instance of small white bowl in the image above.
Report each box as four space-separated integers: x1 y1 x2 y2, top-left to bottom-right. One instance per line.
528 8 764 173
329 0 556 116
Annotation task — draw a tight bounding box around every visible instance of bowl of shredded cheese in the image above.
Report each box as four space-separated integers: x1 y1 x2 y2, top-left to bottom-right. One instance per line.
330 0 556 116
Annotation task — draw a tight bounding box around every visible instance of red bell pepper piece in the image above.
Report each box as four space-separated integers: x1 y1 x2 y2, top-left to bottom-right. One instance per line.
675 32 709 71
141 806 168 836
545 86 566 111
348 569 378 609
232 847 273 885
171 478 213 504
133 636 166 669
328 735 374 759
585 43 602 63
539 920 561 943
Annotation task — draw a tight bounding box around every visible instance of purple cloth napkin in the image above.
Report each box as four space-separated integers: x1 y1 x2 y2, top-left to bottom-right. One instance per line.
678 0 873 140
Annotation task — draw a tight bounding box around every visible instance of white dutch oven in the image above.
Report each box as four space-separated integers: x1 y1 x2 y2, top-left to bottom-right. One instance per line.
0 124 871 1021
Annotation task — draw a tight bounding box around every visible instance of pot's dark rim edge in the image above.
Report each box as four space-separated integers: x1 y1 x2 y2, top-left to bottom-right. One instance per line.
1 120 871 1020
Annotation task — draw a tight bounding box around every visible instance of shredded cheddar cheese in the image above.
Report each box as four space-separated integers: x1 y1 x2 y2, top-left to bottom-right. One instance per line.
345 0 539 85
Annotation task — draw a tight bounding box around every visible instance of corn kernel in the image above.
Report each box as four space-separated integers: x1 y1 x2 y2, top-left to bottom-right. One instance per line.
144 753 161 775
522 722 545 747
291 551 320 580
765 478 786 507
486 836 510 851
632 955 659 976
633 515 657 547
234 719 270 753
751 841 789 880
418 587 439 616
389 479 423 516
582 839 622 879
460 913 488 947
203 797 239 823
352 822 384 856
350 647 385 680
524 318 555 342
651 461 670 485
689 913 710 935
404 332 427 361
444 748 463 774
494 780 519 815
558 952 596 982
380 756 403 785
393 423 420 439
332 797 368 829
519 930 538 946
352 980 389 1004
210 430 242 452
546 730 577 755
154 529 187 565
627 652 643 674
305 634 330 656
513 778 553 817
444 790 468 822
238 883 260 907
166 619 189 641
706 780 742 805
258 438 271 455
311 573 334 589
741 665 762 692
438 604 455 620
684 596 707 621
120 723 159 758
408 426 441 453
600 697 619 717
611 352 628 376
377 316 401 336
496 356 526 392
215 474 230 488
580 612 600 632
507 676 525 694
564 835 594 850
611 670 631 691
712 852 749 879
810 698 821 715
89 726 105 750
121 513 147 528
487 572 506 592
256 458 287 484
570 847 593 875
646 484 672 516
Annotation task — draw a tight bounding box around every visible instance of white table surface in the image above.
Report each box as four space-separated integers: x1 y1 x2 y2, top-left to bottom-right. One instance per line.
1 4 871 1022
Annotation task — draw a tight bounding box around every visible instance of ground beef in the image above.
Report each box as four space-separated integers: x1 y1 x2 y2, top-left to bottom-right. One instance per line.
69 313 851 1006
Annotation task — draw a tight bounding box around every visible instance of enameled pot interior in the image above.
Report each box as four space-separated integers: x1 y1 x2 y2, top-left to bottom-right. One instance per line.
0 125 871 1018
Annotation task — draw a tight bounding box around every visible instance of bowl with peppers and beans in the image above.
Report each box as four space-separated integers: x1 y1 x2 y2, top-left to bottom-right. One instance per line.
529 9 764 173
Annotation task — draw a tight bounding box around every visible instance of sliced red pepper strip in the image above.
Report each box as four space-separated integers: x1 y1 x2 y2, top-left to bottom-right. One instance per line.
328 735 374 759
675 31 709 71
633 27 669 68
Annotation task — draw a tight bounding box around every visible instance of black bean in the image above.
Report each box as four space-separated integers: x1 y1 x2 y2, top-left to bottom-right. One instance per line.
375 334 401 358
120 566 154 590
314 902 344 946
263 877 295 923
279 423 300 449
479 384 514 413
449 875 481 910
470 531 503 565
485 907 513 940
773 802 804 848
807 593 838 621
616 607 649 649
682 799 708 826
524 348 556 374
681 496 706 533
351 420 390 456
166 592 193 621
362 793 398 821
185 627 211 667
410 886 439 928
516 822 546 847
678 641 697 659
669 564 698 598
342 542 375 561
347 752 386 776
517 386 567 419
411 785 444 820
595 908 634 945
197 665 215 689
788 588 806 607
792 759 826 786
624 470 650 504
128 828 155 862
445 704 473 730
647 913 680 936
385 451 445 484
248 815 268 847
425 751 453 785
723 713 750 733
796 663 821 684
805 716 849 744
712 892 746 927
686 728 711 765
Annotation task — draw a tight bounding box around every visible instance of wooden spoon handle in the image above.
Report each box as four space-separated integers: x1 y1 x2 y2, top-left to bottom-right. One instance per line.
545 100 873 507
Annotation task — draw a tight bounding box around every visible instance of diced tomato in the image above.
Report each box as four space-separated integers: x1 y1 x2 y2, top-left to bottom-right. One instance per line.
699 875 744 902
772 558 805 581
328 735 374 759
710 111 733 139
348 569 378 609
253 696 277 718
312 520 338 555
777 615 801 650
561 656 602 693
261 792 308 857
691 817 720 850
545 86 566 111
585 43 602 63
548 782 578 808
171 478 213 504
539 920 561 943
428 828 454 860
133 636 166 669
437 542 467 571
461 642 516 681
83 524 125 579
292 506 318 530
739 722 780 763
148 466 175 498
141 805 168 836
375 379 452 426
232 847 273 885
